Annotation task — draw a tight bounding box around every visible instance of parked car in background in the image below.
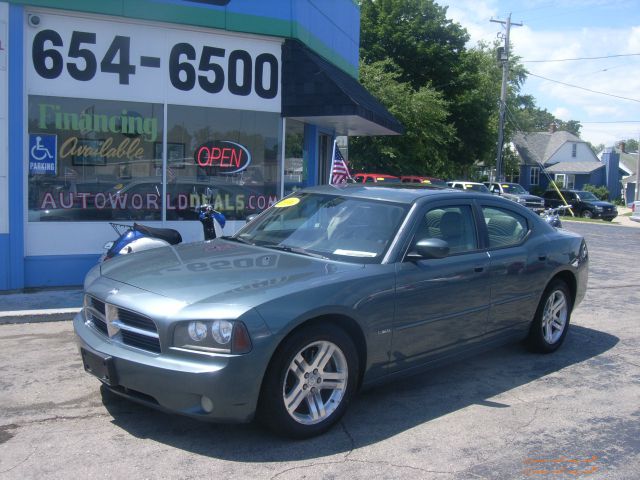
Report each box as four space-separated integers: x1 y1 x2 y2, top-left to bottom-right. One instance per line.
75 184 588 438
400 175 447 187
542 189 618 221
447 181 490 193
353 173 401 184
484 182 545 212
631 201 640 223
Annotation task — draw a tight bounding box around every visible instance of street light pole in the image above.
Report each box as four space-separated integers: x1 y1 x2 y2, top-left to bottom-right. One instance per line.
491 13 522 182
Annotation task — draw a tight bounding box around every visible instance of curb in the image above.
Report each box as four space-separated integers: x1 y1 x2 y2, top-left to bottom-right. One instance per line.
0 308 81 325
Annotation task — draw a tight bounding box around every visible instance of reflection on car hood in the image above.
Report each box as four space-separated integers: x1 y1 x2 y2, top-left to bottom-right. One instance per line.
99 239 363 307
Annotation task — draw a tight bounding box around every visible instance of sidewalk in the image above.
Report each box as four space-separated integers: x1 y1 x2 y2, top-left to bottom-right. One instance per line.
0 287 83 324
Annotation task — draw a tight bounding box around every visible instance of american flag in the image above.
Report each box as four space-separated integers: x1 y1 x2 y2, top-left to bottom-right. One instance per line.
330 143 352 185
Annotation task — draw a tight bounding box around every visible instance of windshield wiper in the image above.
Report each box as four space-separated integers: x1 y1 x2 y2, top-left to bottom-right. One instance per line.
261 244 329 259
225 236 255 245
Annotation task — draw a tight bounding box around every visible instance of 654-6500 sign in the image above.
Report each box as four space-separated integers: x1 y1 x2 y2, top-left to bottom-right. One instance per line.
32 29 279 98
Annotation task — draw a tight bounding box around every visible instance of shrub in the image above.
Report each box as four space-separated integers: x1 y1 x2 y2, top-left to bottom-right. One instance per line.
582 184 609 201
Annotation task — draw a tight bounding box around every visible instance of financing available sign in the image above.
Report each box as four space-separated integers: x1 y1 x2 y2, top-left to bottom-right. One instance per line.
29 133 57 175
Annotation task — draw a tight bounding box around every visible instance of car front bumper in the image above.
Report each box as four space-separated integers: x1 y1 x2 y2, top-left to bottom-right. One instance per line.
73 312 265 423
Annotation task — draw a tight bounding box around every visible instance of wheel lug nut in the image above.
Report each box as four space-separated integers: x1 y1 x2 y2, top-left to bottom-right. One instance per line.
304 373 309 379
313 369 318 374
317 378 321 383
303 384 308 390
311 387 316 393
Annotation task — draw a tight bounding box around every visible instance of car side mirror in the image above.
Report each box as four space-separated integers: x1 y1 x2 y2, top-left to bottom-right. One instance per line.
408 238 450 260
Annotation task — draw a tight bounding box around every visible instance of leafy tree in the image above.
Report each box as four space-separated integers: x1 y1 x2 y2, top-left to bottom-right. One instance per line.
349 60 454 176
621 138 638 152
358 0 504 175
587 142 605 155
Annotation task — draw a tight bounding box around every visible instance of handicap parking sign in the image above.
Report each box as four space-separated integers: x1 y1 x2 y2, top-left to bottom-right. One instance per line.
29 134 57 175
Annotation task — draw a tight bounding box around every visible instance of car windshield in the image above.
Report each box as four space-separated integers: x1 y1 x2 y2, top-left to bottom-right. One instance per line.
502 184 527 194
576 191 599 201
233 193 408 263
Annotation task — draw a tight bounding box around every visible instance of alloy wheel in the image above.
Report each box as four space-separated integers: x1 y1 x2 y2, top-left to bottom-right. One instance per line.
282 340 348 425
542 289 568 344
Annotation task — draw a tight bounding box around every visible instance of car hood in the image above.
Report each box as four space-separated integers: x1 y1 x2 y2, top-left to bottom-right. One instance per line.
99 239 363 307
504 193 543 202
586 200 615 208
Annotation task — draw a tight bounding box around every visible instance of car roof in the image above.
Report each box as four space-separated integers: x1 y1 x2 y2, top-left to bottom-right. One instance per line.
301 184 483 205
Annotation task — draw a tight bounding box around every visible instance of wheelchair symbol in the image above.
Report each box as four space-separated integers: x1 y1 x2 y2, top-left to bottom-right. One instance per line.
31 136 54 161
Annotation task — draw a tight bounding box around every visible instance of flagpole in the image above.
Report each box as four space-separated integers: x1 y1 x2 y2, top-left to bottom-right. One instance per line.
329 139 337 185
329 138 338 185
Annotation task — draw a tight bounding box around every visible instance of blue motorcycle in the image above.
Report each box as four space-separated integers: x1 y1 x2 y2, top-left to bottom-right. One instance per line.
100 204 226 262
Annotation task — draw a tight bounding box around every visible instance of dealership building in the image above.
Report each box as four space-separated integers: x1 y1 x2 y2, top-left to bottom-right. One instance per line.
0 0 401 290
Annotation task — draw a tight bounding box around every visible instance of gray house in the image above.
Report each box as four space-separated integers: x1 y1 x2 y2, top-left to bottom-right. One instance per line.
613 143 638 204
512 128 622 200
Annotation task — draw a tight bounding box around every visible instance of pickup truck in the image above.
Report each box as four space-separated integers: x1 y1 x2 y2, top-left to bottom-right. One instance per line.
484 182 545 212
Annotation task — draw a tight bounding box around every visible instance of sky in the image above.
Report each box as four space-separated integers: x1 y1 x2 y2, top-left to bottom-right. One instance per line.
444 0 640 148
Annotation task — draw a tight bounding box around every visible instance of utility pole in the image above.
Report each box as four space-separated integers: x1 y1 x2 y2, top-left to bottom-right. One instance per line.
491 13 522 182
636 132 640 201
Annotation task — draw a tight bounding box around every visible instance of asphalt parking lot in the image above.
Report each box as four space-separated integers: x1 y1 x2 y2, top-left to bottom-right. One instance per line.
1 222 638 479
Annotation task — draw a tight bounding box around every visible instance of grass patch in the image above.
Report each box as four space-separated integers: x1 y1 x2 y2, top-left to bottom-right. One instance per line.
561 216 614 224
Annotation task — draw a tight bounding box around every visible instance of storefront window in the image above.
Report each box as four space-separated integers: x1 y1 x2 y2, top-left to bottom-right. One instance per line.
27 97 282 222
167 105 281 221
284 119 307 196
28 95 163 222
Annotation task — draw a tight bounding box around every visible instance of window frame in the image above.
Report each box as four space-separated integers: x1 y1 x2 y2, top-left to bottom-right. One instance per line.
530 166 540 186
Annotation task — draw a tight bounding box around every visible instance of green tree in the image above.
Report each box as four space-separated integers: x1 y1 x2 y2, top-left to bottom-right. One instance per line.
349 60 454 176
358 0 503 175
621 138 638 152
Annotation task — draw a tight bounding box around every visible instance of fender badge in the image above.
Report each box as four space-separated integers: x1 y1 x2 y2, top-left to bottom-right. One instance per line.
109 288 119 295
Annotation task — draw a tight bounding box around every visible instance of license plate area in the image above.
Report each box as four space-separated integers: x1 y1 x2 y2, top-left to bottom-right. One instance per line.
81 348 118 386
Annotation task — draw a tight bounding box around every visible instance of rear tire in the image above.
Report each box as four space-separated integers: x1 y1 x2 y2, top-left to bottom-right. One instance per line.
527 279 573 353
258 324 359 438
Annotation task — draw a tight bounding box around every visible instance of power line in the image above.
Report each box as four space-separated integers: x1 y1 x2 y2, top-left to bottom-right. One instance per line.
527 72 640 103
523 53 640 63
581 120 640 124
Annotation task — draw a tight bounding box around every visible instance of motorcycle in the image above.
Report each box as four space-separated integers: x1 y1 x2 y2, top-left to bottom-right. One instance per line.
100 204 226 262
540 204 572 228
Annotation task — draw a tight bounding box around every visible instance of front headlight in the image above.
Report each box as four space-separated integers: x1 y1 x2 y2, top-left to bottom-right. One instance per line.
594 206 603 211
173 320 252 354
517 198 527 204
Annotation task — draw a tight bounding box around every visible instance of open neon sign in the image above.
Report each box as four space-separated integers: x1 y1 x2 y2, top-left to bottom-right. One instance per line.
195 140 251 174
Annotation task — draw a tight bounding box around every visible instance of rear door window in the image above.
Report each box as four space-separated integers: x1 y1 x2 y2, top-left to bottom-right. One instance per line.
482 207 529 249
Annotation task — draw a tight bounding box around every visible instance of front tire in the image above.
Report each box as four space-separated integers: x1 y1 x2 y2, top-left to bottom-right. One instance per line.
258 324 359 438
581 210 593 219
527 279 573 353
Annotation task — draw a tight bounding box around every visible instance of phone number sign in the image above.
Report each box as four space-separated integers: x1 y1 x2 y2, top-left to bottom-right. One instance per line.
26 12 282 112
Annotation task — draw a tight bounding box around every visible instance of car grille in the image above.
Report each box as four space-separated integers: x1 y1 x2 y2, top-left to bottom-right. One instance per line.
525 200 545 209
84 295 161 354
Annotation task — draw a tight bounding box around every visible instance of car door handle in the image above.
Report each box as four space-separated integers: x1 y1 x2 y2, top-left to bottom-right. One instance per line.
474 266 484 273
538 255 547 261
